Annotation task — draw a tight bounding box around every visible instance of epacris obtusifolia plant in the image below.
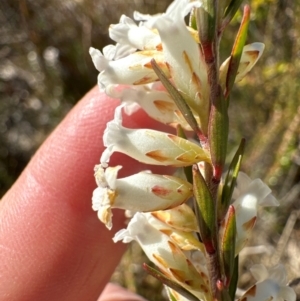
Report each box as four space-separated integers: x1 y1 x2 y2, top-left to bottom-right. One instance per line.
89 1 297 301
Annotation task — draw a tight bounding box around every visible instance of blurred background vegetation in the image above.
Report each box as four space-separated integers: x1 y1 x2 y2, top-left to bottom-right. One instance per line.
1 0 300 300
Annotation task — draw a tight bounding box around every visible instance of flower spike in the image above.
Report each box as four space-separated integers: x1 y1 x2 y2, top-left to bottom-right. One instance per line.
89 1 296 300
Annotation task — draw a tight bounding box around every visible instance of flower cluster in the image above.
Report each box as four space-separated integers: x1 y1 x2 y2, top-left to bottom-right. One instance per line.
90 1 296 301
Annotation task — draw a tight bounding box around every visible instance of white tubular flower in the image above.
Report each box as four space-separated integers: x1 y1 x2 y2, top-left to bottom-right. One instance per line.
89 47 169 91
151 3 209 132
232 172 279 253
113 212 212 301
219 43 265 89
108 83 200 131
92 165 193 229
101 105 210 167
238 264 296 301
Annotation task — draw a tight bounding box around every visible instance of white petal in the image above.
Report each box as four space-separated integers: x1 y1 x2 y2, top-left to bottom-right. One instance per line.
164 0 200 22
91 187 104 211
250 264 269 282
260 193 279 207
112 83 199 130
278 286 296 301
92 186 115 230
242 280 279 301
235 172 252 196
94 165 121 189
97 50 167 90
89 47 108 72
268 265 288 285
236 43 265 82
103 43 135 60
109 15 161 51
113 228 133 243
133 0 199 25
152 14 209 132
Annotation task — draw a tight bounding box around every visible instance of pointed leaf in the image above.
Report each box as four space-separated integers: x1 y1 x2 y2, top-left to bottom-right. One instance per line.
143 263 200 301
196 0 216 45
218 0 232 28
220 205 236 288
222 0 244 31
151 59 206 144
229 255 239 300
208 85 229 181
192 164 216 254
219 138 245 221
224 5 250 98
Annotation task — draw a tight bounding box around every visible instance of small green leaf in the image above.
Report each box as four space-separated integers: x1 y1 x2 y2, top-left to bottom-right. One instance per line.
151 59 205 144
189 8 198 30
143 263 200 301
196 1 216 45
222 0 244 31
192 164 216 254
229 255 239 300
219 138 245 221
208 85 228 181
224 5 250 98
217 0 232 28
220 205 236 288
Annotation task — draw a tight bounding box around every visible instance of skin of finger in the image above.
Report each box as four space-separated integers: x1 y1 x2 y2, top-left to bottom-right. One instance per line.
0 86 171 301
98 283 147 301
